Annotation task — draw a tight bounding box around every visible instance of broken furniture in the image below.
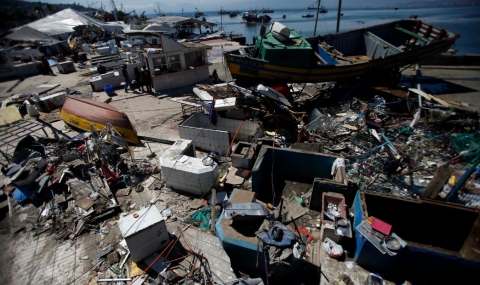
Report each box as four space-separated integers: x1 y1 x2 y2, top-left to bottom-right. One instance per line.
33 92 66 112
321 192 347 243
118 206 170 262
56 61 76 74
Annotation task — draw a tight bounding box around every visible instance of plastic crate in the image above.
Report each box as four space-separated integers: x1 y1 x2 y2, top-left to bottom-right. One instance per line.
104 85 114 96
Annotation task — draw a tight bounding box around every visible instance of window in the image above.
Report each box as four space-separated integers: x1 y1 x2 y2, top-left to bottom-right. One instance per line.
169 54 181 70
152 56 167 72
185 50 205 67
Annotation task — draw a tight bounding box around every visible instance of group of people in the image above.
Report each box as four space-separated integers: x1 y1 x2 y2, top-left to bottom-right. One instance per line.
122 64 152 93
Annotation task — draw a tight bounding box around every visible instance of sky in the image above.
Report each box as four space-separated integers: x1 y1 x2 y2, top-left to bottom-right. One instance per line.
26 0 416 14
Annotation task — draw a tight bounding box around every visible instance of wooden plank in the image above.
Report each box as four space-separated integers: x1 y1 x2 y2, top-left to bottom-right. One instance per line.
429 95 452 107
408 88 432 101
230 189 255 203
421 164 453 199
460 215 480 262
395 25 431 43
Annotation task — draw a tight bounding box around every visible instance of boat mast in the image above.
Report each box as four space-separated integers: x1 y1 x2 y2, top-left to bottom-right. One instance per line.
336 0 343 32
110 0 119 22
313 0 321 36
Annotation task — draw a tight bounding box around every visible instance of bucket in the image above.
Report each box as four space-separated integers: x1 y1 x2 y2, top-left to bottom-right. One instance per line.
104 85 114 96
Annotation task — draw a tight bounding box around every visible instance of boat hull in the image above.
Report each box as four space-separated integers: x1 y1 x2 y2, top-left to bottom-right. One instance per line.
60 97 139 145
225 20 459 85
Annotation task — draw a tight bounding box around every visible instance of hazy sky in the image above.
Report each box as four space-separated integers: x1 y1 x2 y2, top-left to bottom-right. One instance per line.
28 0 408 14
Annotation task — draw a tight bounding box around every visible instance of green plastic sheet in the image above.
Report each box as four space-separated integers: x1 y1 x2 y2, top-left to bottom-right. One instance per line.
185 205 211 230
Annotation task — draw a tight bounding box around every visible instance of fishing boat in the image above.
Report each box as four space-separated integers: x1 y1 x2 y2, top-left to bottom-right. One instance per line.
242 10 271 23
224 20 460 85
60 96 140 145
302 14 314 18
262 8 274 13
194 8 204 18
218 8 230 15
308 2 328 13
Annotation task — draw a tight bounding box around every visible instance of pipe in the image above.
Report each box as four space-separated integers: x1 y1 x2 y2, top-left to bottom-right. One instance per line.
313 0 321 36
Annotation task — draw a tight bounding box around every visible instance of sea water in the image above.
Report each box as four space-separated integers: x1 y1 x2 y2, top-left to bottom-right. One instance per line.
148 6 480 55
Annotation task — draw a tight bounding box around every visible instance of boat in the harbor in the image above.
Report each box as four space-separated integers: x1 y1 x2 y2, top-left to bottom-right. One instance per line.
308 2 328 13
262 8 274 13
218 8 230 15
224 20 460 85
60 96 140 145
242 10 272 23
319 6 328 13
194 8 204 18
302 14 314 18
229 10 240 17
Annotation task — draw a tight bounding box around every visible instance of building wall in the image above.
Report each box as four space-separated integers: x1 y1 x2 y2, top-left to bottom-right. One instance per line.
252 146 338 204
151 65 210 92
179 113 263 155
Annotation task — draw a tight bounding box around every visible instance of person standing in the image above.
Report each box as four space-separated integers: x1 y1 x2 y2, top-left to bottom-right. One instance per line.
133 67 142 92
41 55 54 76
122 64 132 93
141 66 152 93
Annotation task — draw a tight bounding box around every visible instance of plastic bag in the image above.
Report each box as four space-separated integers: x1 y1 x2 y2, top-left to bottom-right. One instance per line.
323 237 343 258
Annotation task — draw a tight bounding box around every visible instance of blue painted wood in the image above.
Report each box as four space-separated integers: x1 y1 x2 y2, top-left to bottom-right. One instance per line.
353 191 480 278
446 162 479 201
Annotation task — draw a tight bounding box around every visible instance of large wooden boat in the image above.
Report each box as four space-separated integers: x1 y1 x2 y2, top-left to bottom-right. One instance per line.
60 96 139 145
224 20 460 86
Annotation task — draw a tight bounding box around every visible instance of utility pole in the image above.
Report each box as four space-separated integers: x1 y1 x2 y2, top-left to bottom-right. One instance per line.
313 0 321 36
336 0 343 33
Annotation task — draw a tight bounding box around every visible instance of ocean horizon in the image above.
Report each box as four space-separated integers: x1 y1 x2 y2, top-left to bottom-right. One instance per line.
146 6 479 55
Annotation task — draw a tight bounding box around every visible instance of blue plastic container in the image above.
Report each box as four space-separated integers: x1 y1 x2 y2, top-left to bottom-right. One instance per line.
104 85 114 96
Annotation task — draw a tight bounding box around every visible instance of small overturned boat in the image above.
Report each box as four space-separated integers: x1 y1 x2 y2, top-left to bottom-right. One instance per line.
224 20 460 85
60 96 139 145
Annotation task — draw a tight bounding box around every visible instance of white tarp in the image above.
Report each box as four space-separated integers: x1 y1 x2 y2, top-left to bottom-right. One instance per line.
4 26 55 42
24 8 125 38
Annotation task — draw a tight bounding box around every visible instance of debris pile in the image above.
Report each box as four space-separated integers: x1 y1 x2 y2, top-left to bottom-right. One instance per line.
2 124 159 239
